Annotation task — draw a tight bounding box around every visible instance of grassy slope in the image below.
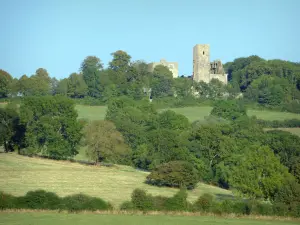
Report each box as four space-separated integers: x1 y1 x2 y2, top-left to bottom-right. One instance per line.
0 213 298 225
0 153 232 207
76 105 300 122
264 128 300 137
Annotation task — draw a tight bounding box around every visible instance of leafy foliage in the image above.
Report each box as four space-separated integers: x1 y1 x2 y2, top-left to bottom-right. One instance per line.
20 96 82 159
84 120 131 164
210 100 247 121
146 161 199 190
229 145 291 199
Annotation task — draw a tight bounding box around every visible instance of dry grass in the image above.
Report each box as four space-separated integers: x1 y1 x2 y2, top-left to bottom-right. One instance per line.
0 153 232 207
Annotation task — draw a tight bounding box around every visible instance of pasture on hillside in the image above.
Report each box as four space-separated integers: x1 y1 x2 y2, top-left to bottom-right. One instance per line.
264 128 300 137
76 105 300 122
0 212 299 225
0 153 232 207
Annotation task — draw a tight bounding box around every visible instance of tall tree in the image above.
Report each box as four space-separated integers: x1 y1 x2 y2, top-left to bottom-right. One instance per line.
81 56 103 97
0 105 20 152
84 120 131 164
151 65 174 98
20 96 83 159
109 50 131 72
67 73 88 98
229 145 292 200
0 69 13 98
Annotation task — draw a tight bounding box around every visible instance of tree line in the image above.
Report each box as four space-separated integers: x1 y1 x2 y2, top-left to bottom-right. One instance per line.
1 51 299 111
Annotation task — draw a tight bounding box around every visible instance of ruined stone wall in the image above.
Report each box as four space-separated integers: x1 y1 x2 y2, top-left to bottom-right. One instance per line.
148 59 179 78
210 73 228 84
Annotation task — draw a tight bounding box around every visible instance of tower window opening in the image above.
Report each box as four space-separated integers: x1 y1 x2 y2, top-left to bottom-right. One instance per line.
203 51 205 55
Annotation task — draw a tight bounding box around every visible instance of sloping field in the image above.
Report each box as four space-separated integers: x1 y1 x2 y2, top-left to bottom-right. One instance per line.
0 153 232 207
75 105 300 122
0 212 298 225
75 105 107 121
264 128 300 137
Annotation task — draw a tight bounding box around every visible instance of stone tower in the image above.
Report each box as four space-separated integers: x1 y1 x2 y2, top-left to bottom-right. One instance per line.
193 44 211 83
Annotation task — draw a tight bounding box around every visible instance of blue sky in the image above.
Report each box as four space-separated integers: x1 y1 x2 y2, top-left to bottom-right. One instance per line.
0 0 299 79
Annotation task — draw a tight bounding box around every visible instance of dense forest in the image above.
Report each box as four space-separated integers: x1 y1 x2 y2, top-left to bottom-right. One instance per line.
1 51 300 217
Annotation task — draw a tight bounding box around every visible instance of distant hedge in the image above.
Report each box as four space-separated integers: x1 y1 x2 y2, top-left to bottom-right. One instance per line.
120 188 300 217
256 119 300 128
0 190 112 212
1 188 299 217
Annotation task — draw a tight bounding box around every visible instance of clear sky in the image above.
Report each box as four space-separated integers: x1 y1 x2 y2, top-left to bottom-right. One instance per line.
0 0 299 79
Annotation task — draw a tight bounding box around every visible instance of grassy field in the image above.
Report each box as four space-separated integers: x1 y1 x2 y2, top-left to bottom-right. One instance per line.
75 105 300 122
0 153 232 207
264 128 300 137
0 212 299 225
75 105 107 121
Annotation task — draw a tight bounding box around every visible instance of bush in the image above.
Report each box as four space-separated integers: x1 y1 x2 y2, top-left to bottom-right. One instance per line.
146 161 199 190
193 193 214 212
232 201 251 215
0 192 16 209
210 100 247 121
164 188 191 211
131 189 154 211
62 193 112 212
22 190 61 210
120 201 136 210
248 200 274 216
283 100 300 114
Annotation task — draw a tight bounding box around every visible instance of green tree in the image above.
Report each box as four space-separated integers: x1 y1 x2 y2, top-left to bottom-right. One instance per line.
20 96 82 159
55 78 68 96
146 161 199 190
0 69 13 98
109 50 131 72
67 73 88 98
210 100 247 121
150 65 174 98
264 130 300 183
229 145 292 200
84 120 131 164
154 110 190 131
81 56 103 97
0 105 20 152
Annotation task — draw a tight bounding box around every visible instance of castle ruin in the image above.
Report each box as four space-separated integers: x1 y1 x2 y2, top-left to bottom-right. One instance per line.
193 44 227 84
148 59 179 78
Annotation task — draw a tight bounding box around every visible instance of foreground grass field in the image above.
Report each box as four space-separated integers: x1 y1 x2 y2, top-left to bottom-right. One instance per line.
76 105 300 122
0 212 299 225
0 153 232 207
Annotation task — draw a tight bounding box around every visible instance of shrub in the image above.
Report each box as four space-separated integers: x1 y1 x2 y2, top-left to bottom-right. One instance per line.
0 192 16 209
131 189 154 211
152 196 169 211
210 100 247 121
193 193 214 212
146 161 199 190
22 190 61 210
164 188 191 211
62 193 112 212
251 202 274 216
120 201 136 210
